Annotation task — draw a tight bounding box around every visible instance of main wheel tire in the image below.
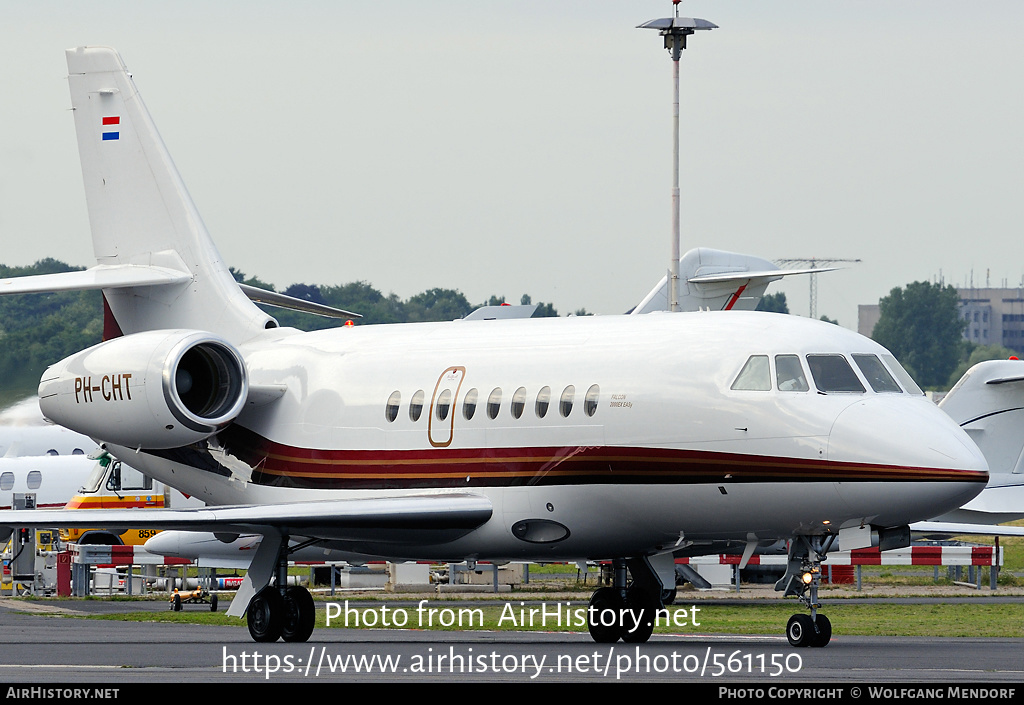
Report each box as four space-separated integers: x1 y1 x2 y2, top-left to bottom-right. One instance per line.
210 593 219 612
811 614 831 647
786 614 815 647
588 587 624 643
621 585 658 644
172 594 182 612
247 587 284 643
281 586 316 643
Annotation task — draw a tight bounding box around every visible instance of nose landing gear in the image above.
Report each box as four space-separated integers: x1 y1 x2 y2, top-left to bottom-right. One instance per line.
776 534 835 647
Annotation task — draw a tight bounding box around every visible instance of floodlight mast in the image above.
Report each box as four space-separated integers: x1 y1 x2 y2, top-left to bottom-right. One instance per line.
638 4 716 312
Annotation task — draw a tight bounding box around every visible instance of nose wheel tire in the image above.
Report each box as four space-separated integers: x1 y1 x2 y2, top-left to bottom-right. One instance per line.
247 586 284 643
787 613 831 647
810 614 831 647
787 614 814 647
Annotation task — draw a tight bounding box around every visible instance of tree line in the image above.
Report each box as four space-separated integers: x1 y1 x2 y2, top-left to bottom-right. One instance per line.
0 259 577 399
1 260 997 400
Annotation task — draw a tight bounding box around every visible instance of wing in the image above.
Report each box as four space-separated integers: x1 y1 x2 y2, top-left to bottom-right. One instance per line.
0 492 491 619
910 521 1024 537
0 493 492 538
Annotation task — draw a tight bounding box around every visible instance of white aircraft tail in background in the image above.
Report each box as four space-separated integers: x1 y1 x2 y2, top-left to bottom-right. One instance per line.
631 248 836 314
909 359 1024 535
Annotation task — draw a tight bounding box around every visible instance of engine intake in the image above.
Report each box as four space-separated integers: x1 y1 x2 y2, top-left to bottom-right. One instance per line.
39 330 248 449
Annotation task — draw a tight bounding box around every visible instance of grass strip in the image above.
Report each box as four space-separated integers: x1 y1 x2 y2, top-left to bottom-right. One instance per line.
72 601 1024 638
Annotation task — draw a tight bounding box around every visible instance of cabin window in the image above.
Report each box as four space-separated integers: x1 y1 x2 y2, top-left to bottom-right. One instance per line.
487 388 502 419
435 389 452 421
775 354 809 392
852 354 902 393
806 355 865 393
409 390 425 422
881 354 924 395
46 449 58 456
560 385 575 417
0 472 13 491
385 391 401 422
511 387 527 419
585 384 600 417
463 388 478 420
731 355 771 391
535 386 551 418
26 470 42 490
72 448 84 455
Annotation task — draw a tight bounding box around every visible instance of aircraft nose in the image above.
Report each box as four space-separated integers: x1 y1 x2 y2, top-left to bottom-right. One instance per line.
828 397 988 524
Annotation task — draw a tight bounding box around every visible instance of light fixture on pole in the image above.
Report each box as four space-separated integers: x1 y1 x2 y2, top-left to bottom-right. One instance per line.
638 4 716 312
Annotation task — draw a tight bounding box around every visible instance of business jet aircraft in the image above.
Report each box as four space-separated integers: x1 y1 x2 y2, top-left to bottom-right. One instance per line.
0 47 988 647
0 455 94 512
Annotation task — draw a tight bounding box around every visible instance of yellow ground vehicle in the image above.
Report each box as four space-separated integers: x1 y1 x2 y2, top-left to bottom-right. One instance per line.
59 454 200 546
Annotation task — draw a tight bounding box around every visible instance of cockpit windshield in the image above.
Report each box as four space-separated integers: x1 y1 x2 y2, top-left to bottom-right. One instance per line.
881 353 924 395
806 354 865 393
731 351 924 396
852 354 902 393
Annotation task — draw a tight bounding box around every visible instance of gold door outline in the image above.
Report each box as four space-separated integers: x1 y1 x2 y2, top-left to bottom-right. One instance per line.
428 366 465 448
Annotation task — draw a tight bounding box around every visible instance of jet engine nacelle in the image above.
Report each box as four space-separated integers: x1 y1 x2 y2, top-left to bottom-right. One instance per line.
38 330 248 449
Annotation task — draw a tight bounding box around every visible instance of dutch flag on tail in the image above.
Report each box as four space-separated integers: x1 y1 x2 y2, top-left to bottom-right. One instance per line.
102 116 119 141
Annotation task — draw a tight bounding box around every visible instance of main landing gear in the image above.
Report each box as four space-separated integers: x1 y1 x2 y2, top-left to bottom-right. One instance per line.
587 557 671 644
775 535 835 648
245 535 317 643
248 584 315 643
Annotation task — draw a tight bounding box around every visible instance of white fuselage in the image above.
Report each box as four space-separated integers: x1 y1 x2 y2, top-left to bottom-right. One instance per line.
103 311 987 562
0 455 95 511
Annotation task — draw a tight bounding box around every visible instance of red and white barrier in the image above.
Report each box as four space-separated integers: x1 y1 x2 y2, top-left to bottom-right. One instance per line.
676 545 1002 567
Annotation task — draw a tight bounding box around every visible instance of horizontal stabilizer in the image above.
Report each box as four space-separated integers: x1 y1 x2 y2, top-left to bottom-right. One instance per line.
239 284 362 320
0 264 191 296
986 376 1024 385
688 267 838 284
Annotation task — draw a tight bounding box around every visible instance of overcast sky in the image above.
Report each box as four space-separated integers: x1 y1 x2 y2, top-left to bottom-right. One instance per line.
2 1 1022 327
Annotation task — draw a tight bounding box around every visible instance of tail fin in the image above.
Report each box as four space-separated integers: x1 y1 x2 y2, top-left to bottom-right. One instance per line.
630 248 838 314
66 46 275 342
939 359 1024 476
